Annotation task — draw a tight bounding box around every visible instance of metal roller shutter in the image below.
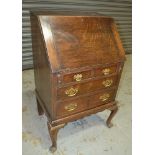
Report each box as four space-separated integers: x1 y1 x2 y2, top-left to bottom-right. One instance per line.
22 0 132 69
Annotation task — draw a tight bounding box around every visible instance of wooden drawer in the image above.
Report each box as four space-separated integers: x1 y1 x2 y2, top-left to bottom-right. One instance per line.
63 70 92 83
88 89 116 109
56 97 89 118
57 75 118 100
56 89 116 119
94 65 117 77
59 65 118 85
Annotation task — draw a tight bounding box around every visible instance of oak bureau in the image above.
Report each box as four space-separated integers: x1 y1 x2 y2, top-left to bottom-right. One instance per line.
30 12 126 153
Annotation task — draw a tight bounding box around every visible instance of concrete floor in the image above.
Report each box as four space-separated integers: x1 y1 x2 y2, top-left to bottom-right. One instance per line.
22 55 132 155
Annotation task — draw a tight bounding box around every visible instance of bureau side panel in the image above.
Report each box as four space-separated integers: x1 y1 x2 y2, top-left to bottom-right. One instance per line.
30 13 53 118
113 62 125 100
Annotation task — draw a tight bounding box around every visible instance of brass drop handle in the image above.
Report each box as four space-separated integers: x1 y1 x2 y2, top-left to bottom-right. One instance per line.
74 74 82 82
99 93 110 102
65 103 77 111
102 68 110 75
102 79 113 87
65 87 78 96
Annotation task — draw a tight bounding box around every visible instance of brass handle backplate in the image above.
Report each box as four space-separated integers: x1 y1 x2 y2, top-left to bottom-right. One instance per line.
102 68 110 75
102 79 113 87
74 74 82 81
65 103 77 111
99 93 110 102
65 87 78 96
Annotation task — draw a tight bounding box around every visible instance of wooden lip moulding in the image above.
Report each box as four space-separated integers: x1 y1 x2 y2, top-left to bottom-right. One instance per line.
30 13 126 153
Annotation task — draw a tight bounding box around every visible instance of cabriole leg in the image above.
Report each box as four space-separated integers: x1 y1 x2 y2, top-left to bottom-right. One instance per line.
106 105 118 128
47 122 65 153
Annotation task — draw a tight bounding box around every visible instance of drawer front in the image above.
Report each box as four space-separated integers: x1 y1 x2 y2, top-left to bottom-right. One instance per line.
56 89 116 118
94 65 117 77
88 89 116 109
57 75 118 100
63 70 92 83
56 97 89 118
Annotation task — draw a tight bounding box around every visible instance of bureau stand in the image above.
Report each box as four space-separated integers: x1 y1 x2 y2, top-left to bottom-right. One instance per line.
36 90 118 152
30 12 125 153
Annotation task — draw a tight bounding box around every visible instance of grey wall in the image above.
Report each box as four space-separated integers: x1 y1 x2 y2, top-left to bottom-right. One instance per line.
22 0 132 69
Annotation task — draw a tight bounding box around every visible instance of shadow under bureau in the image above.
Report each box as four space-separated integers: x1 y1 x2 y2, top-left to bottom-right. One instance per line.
30 12 126 153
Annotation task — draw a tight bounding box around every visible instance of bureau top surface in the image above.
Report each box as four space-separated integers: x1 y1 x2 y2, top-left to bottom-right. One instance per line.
38 15 125 72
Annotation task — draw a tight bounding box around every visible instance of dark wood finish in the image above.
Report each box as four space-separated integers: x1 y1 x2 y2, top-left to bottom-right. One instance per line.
30 13 52 116
106 104 118 128
94 65 117 77
63 70 92 83
47 122 65 153
88 88 116 108
56 88 115 119
57 75 118 100
30 12 126 153
56 97 89 118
